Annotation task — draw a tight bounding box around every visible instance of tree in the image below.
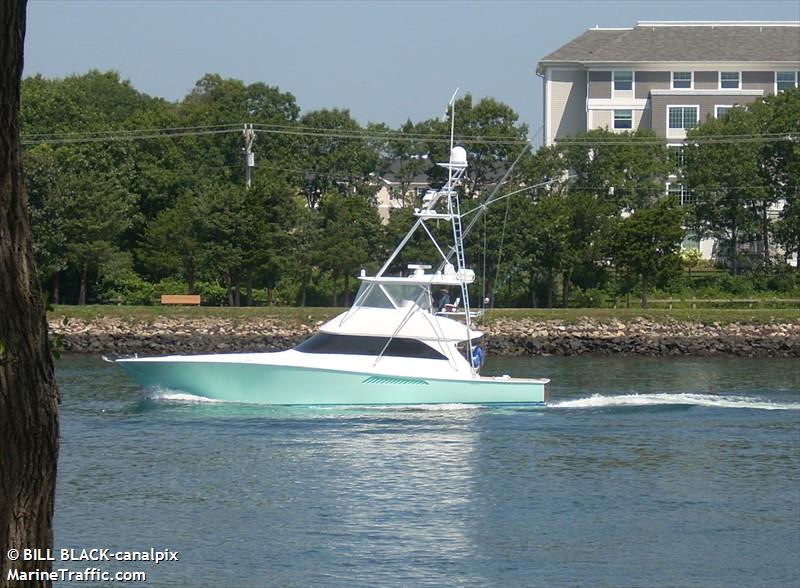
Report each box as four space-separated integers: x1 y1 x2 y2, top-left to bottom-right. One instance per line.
240 173 304 305
138 191 203 292
604 197 686 307
425 94 530 197
0 2 60 586
23 144 68 301
758 88 800 270
195 184 250 306
318 191 382 306
559 128 672 303
684 106 772 274
180 74 300 186
287 206 324 306
379 119 434 207
773 196 800 271
26 143 138 304
295 108 378 209
562 128 671 212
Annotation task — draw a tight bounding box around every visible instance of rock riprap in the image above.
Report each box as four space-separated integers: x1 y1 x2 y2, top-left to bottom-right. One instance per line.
49 316 800 357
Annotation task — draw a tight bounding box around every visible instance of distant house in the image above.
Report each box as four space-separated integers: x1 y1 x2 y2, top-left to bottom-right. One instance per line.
536 21 800 262
374 159 432 223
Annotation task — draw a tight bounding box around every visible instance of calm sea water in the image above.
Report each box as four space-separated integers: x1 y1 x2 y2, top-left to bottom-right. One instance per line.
53 355 799 587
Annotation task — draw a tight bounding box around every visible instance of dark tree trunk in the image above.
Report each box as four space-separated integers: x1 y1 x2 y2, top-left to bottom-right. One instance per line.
78 262 88 305
246 278 253 307
0 2 60 586
561 270 571 308
731 225 739 276
332 271 339 307
185 262 195 295
545 268 554 309
225 271 233 306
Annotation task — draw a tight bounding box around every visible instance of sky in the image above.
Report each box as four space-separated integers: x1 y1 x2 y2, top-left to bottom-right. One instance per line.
24 0 800 140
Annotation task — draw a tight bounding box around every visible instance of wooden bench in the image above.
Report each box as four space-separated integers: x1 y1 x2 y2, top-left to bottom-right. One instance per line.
160 294 201 306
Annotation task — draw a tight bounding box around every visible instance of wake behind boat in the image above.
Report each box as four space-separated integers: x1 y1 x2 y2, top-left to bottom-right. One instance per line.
116 102 550 405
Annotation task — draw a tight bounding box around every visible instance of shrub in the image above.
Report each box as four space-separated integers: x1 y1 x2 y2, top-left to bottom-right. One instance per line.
195 282 228 306
95 271 155 305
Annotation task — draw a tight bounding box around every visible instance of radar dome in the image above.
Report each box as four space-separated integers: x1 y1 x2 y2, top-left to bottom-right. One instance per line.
449 146 467 168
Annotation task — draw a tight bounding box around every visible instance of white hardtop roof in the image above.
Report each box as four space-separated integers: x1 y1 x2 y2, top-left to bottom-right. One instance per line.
359 274 472 287
360 265 475 287
321 307 482 342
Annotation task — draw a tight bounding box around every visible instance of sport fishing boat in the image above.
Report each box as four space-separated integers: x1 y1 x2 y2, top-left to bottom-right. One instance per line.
116 108 549 405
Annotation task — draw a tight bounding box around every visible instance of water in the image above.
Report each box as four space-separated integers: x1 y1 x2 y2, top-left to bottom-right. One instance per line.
53 355 799 587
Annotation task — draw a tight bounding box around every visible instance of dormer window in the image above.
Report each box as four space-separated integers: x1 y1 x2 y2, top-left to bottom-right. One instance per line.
719 72 740 90
613 70 633 91
672 72 692 89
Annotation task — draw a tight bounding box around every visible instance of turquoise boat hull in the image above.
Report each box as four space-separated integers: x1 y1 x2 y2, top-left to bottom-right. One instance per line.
119 360 549 406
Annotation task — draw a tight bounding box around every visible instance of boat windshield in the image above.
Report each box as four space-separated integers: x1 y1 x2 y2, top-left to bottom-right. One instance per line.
353 282 432 312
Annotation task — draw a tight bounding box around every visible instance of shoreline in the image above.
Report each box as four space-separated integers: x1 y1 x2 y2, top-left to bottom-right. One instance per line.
50 316 800 357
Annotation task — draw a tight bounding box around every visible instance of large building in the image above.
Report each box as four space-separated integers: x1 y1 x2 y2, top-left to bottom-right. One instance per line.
536 21 799 261
536 21 800 146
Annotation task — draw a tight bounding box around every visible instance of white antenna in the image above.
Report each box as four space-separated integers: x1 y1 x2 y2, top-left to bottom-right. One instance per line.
443 87 459 154
442 87 459 120
242 124 256 189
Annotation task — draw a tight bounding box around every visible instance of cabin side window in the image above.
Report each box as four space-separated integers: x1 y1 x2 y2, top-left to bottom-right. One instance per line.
295 333 448 360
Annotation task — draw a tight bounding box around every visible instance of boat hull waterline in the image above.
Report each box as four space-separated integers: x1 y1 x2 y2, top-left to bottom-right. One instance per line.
119 360 549 406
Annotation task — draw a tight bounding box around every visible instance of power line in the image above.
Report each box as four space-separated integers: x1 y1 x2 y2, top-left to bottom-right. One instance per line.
556 134 798 146
21 127 239 146
21 122 532 146
20 122 798 148
21 123 238 140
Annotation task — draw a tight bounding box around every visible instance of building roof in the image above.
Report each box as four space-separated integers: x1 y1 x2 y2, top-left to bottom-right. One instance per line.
537 21 800 71
379 159 431 185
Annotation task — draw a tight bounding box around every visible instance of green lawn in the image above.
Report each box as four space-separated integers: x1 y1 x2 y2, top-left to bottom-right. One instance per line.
48 305 799 325
481 307 800 325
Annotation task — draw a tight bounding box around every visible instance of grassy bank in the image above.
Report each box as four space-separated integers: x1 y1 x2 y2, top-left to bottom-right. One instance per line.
48 305 800 326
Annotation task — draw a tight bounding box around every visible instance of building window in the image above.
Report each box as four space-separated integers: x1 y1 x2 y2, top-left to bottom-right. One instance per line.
715 105 733 118
668 106 699 130
776 71 798 93
669 145 685 168
613 109 633 129
719 72 740 89
667 183 698 206
613 70 633 91
672 72 692 89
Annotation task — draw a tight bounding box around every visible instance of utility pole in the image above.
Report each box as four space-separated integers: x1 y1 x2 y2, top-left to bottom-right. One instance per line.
242 123 256 189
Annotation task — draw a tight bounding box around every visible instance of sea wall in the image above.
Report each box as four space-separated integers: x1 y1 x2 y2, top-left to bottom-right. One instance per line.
50 316 800 357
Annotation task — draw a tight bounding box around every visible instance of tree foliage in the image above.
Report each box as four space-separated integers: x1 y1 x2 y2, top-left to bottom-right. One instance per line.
17 69 800 307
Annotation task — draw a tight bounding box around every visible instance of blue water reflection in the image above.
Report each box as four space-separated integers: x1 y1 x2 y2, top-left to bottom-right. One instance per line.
54 355 799 587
